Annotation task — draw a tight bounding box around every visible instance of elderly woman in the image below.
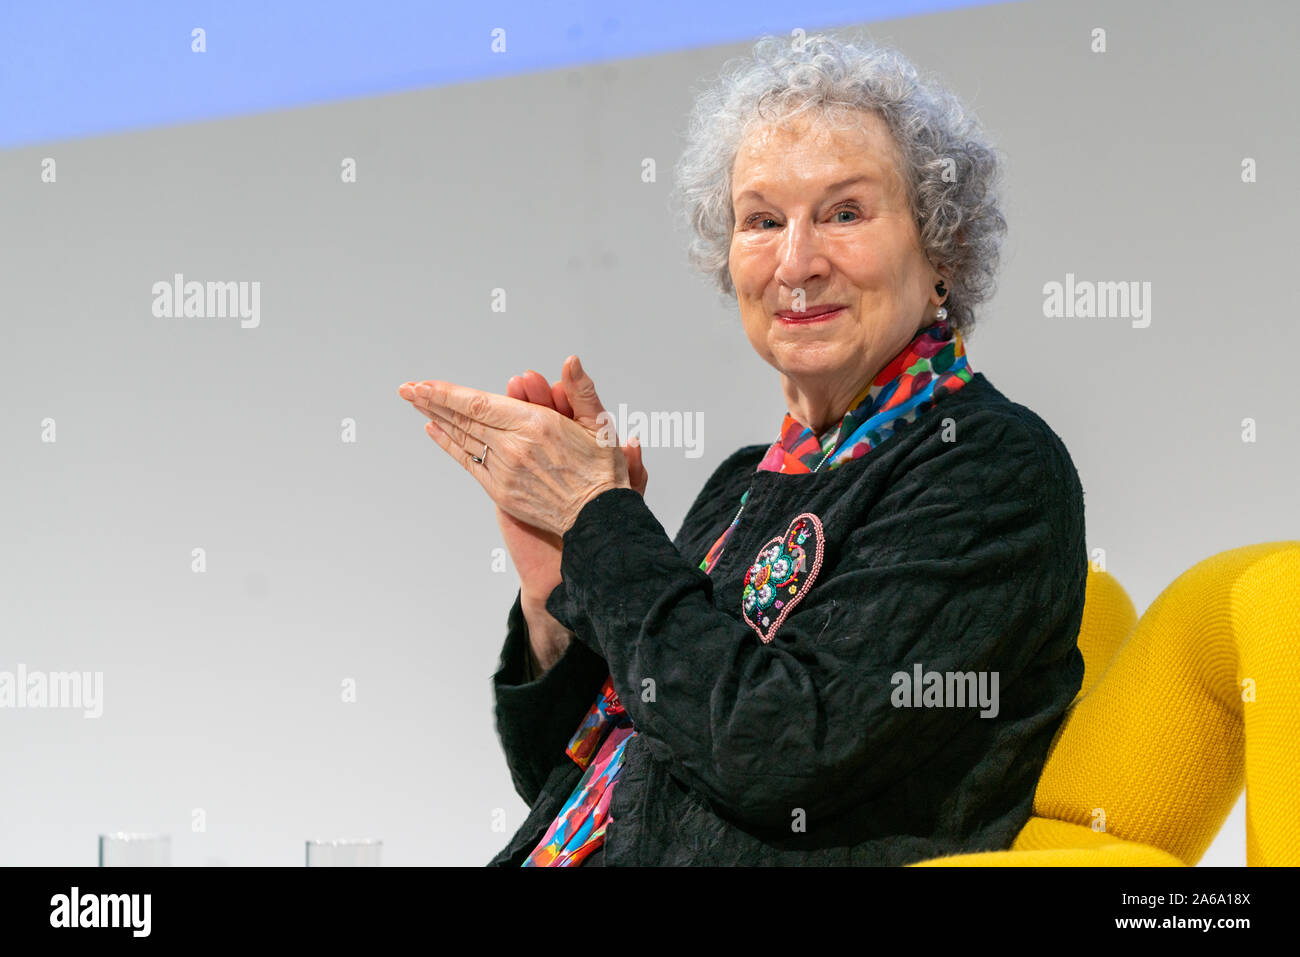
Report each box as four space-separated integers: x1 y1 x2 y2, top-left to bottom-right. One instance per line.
399 32 1086 866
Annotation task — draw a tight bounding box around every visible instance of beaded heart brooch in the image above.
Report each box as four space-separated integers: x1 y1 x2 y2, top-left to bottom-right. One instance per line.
741 512 824 642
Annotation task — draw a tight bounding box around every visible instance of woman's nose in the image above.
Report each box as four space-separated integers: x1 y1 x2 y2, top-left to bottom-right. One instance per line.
773 219 830 289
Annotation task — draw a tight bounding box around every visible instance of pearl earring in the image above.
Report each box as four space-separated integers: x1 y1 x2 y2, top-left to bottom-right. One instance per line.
935 305 948 321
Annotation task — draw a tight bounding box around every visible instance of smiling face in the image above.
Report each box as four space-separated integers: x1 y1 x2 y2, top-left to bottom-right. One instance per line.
729 108 947 434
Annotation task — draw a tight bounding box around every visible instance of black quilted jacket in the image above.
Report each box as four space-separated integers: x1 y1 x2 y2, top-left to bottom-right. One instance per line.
487 371 1087 866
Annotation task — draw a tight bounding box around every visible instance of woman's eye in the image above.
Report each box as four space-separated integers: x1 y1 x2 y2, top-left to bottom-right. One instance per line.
744 215 779 229
832 202 865 222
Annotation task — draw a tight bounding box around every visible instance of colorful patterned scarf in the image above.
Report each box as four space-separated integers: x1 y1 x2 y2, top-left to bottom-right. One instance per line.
521 317 972 866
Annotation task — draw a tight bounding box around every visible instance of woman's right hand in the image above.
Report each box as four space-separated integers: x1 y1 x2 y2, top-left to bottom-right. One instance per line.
497 360 646 670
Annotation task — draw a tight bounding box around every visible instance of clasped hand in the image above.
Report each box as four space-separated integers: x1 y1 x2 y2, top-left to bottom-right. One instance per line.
398 355 642 538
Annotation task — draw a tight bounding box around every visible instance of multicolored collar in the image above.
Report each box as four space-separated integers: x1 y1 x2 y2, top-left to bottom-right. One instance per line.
757 318 973 475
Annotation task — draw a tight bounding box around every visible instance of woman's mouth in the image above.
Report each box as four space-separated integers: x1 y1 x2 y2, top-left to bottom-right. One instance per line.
776 306 846 325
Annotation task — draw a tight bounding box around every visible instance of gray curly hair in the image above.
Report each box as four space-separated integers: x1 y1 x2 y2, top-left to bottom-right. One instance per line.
671 31 1007 336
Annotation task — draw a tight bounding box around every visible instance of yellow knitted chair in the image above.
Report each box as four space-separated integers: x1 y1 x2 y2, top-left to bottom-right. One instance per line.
913 541 1300 867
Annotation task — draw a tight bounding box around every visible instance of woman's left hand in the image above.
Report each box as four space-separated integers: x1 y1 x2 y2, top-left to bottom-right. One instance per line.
399 366 632 537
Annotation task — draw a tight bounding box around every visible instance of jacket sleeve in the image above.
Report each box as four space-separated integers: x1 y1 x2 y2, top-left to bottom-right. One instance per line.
545 408 1087 831
491 588 611 806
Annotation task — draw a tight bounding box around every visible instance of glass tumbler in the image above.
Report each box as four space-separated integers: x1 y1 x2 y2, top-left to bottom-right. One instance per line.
305 838 382 866
99 833 170 867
